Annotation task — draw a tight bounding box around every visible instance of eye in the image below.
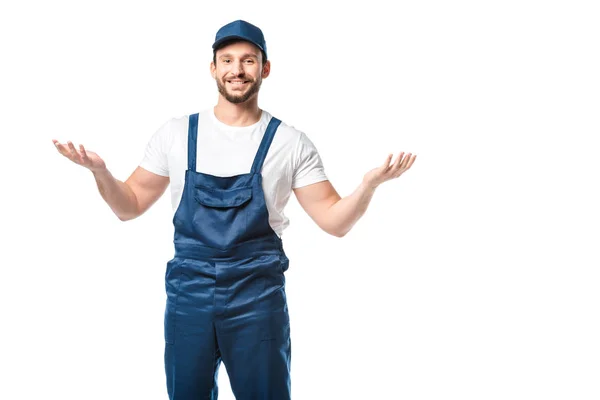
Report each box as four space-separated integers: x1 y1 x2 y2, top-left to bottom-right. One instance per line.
222 59 231 64
244 59 255 64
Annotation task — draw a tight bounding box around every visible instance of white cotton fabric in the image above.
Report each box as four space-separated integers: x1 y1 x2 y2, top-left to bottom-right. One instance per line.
139 109 328 237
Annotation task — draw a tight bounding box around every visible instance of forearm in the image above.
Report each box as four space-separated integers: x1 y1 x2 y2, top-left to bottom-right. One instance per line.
324 181 377 237
92 169 139 221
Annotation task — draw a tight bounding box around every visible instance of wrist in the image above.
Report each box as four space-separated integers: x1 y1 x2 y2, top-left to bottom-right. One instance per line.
360 179 378 192
92 167 110 177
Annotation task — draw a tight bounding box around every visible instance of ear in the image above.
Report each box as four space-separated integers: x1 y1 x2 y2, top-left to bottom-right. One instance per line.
262 60 271 79
210 61 216 79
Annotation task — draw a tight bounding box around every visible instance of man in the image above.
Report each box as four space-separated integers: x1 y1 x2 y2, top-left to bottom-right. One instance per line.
53 20 416 400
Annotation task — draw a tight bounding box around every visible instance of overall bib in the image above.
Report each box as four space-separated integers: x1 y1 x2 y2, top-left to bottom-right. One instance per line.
164 113 291 399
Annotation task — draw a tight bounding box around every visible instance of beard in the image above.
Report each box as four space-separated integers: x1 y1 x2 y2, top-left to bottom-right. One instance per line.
216 75 262 104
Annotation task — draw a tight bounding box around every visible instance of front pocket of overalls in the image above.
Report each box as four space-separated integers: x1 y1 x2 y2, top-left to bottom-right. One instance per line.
164 258 185 344
194 186 253 208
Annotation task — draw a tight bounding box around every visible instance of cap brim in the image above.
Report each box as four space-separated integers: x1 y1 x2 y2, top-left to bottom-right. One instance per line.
212 35 264 52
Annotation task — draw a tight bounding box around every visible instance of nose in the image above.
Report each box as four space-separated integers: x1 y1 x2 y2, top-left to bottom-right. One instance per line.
230 60 244 76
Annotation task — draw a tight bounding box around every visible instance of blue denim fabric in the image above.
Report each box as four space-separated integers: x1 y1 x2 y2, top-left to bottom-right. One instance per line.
164 113 291 399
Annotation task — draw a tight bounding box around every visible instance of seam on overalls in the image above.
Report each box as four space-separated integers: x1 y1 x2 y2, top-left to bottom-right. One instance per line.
210 323 219 398
170 259 185 345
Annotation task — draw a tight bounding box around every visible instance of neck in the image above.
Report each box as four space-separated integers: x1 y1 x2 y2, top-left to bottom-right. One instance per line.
213 96 262 127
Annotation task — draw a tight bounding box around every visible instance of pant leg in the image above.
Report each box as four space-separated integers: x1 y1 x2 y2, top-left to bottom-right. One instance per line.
164 257 222 399
215 255 292 400
164 331 222 399
218 318 291 400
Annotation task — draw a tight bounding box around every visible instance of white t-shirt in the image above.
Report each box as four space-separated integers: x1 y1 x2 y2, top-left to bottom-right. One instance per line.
139 109 328 237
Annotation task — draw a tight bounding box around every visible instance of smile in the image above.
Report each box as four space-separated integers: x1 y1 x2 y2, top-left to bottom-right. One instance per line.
227 80 249 85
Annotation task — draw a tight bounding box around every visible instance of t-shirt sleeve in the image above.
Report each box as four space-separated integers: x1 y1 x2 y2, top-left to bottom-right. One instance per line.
139 119 172 177
292 131 328 189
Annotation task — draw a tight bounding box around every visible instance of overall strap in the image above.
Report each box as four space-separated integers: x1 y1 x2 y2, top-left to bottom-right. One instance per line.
187 113 199 171
250 117 282 174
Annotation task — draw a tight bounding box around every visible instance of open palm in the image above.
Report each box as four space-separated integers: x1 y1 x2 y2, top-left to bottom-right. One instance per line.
53 140 107 172
363 152 417 189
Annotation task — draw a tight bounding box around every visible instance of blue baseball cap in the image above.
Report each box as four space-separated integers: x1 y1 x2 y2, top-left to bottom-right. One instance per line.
212 20 267 60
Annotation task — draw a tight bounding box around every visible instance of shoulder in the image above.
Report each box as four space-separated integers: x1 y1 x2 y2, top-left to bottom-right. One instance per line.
153 114 189 138
265 112 308 149
162 111 207 142
145 114 191 157
170 113 192 133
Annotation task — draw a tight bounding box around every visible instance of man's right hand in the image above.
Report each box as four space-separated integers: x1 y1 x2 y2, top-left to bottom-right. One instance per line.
53 139 169 221
53 140 107 173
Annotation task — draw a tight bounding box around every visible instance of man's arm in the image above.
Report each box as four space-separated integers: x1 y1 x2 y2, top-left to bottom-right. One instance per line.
53 140 169 221
95 166 170 221
293 152 416 238
293 180 375 238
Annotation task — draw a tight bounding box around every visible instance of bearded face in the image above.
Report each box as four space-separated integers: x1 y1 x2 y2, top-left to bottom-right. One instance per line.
215 71 262 104
211 41 269 105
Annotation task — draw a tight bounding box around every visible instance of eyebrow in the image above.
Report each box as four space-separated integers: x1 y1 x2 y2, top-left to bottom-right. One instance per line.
218 53 259 59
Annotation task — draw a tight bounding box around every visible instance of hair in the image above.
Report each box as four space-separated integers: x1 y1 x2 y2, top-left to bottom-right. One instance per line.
212 39 267 66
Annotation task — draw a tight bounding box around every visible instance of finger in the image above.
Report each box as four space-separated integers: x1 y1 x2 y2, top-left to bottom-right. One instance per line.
406 154 417 169
391 152 405 170
67 141 77 155
53 140 66 154
400 153 412 169
79 144 89 162
67 141 81 161
54 141 72 157
381 153 393 170
393 154 417 178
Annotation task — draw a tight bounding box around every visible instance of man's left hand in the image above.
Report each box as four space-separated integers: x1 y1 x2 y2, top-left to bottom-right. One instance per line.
363 152 417 189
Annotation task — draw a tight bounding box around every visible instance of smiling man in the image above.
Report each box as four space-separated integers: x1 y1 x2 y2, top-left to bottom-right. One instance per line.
213 44 264 104
53 20 416 400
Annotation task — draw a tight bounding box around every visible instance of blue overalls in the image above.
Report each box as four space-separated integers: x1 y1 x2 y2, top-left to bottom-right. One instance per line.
164 113 291 399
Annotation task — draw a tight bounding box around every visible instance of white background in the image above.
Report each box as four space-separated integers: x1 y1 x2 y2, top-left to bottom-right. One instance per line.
1 0 599 399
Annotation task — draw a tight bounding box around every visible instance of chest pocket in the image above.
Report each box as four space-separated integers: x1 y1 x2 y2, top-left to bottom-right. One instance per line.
194 186 253 208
